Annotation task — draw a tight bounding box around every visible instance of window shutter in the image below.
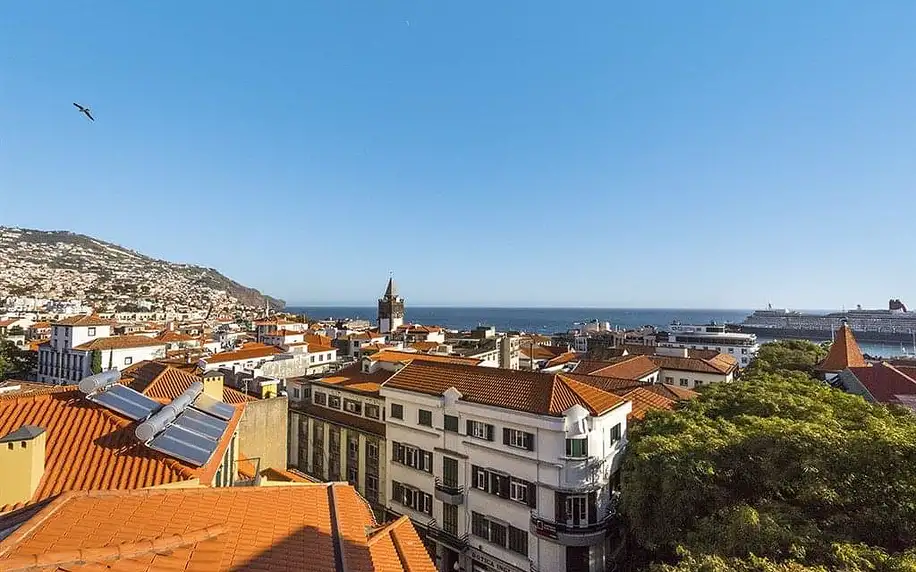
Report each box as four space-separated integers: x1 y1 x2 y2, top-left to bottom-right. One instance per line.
527 482 537 509
486 424 495 441
525 432 535 451
472 465 480 487
499 475 510 499
503 428 511 445
555 492 566 522
588 491 597 524
424 451 433 472
466 420 473 435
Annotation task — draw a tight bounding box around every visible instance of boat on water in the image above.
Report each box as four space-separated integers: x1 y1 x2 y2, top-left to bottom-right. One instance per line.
733 299 916 344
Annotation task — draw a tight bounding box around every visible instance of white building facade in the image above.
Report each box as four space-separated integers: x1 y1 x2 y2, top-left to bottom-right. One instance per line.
380 363 631 572
661 323 759 367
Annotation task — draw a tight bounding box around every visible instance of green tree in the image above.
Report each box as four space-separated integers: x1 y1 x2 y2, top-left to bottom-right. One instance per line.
0 340 37 379
621 371 916 570
745 339 828 376
91 350 103 374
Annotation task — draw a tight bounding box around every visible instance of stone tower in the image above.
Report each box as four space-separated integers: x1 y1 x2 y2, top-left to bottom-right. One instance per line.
377 276 405 334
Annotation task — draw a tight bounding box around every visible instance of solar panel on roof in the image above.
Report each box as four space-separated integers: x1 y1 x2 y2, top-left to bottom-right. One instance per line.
148 424 218 467
88 384 161 421
192 393 236 421
172 408 228 441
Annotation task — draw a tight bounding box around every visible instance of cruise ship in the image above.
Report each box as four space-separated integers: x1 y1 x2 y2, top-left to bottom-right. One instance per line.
734 299 916 343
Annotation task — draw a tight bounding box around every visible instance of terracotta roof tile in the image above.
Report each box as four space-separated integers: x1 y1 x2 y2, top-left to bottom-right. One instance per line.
519 344 566 360
51 315 113 327
306 334 334 347
155 330 196 343
313 363 395 395
73 335 166 351
260 467 319 483
309 344 336 354
204 344 283 364
620 387 676 420
544 351 581 368
582 355 660 380
818 322 867 372
846 362 916 406
385 361 625 417
648 354 737 375
121 361 254 404
0 484 434 571
0 387 241 513
367 350 481 366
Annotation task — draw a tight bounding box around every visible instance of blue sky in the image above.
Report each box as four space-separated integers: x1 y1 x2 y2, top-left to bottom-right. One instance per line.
1 1 915 309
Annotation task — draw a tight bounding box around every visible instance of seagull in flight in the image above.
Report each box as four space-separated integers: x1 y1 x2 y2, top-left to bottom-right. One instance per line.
405 19 410 27
72 102 94 122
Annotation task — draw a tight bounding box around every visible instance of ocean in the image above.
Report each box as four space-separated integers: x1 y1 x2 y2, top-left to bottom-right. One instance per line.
286 306 913 359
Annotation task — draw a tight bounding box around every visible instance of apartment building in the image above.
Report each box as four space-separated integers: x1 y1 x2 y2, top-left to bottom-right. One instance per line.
36 316 167 385
287 363 391 515
661 323 759 367
379 361 632 572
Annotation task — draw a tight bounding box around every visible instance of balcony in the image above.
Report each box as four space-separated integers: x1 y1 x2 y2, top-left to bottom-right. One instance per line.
529 512 617 547
434 477 465 504
424 518 468 550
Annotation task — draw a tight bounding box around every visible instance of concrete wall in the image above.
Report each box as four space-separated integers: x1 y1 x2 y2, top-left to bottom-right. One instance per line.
659 368 731 389
257 354 310 379
238 397 289 471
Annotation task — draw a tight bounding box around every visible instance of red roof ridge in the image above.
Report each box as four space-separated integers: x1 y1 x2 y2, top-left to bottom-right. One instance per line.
367 514 413 547
817 322 867 372
1 524 227 571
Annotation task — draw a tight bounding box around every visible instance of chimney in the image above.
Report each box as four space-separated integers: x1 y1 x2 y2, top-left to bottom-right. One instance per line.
201 370 225 402
0 425 46 507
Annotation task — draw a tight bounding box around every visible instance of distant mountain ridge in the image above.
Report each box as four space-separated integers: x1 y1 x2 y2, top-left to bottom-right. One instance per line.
0 227 284 312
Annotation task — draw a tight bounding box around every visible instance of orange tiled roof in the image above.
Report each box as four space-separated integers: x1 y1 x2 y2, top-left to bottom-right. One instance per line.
817 322 867 372
308 344 336 354
385 361 626 416
121 361 254 404
205 343 283 364
29 322 51 330
27 339 49 352
0 381 61 399
73 335 167 351
51 315 113 327
519 344 566 360
305 334 333 347
315 363 396 395
544 351 581 368
648 353 737 375
264 329 304 338
584 355 660 380
0 387 243 513
0 319 19 327
155 330 196 343
368 350 481 366
621 386 677 420
409 341 442 352
260 467 318 483
0 484 435 571
237 454 257 480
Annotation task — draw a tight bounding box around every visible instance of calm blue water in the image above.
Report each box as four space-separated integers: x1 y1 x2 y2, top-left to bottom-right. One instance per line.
286 306 911 358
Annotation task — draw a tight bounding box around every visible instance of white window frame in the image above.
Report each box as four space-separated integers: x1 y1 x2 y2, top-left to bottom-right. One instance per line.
509 480 527 503
470 421 488 439
476 470 487 490
508 429 528 449
124 356 133 366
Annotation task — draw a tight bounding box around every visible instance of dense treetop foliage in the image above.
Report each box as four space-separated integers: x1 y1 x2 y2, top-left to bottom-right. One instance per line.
621 341 916 572
745 339 829 376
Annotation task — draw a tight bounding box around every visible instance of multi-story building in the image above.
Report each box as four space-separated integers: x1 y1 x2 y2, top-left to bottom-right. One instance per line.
380 361 633 572
661 323 759 367
287 363 392 516
36 316 167 385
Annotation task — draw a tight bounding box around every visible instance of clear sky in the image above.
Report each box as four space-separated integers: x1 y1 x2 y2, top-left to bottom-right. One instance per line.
1 1 915 309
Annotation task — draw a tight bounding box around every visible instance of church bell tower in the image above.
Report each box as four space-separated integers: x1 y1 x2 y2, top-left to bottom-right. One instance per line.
378 276 405 334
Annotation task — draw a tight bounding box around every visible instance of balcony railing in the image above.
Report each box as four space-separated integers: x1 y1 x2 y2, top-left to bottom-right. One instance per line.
434 477 465 504
425 518 468 550
529 510 618 547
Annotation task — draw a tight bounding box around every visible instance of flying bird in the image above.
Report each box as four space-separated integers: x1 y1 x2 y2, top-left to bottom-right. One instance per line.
72 102 94 122
405 19 410 27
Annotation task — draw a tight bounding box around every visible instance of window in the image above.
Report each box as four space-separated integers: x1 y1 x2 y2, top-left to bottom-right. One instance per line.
443 456 459 487
695 380 704 386
665 376 673 383
418 409 432 427
328 395 341 409
565 438 588 458
348 435 359 457
88 327 96 336
123 356 133 366
741 348 748 355
366 440 379 461
508 526 528 556
471 512 507 547
443 503 459 536
503 428 534 451
444 414 459 433
366 475 379 503
392 442 432 473
347 466 358 484
475 468 487 490
467 420 494 440
314 392 327 405
344 399 362 414
310 355 316 363
291 387 301 399
365 404 380 419
679 378 688 387
391 403 403 420
728 347 735 353
509 480 528 503
610 423 621 442
392 481 432 515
